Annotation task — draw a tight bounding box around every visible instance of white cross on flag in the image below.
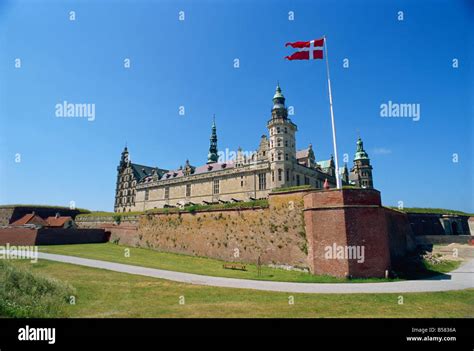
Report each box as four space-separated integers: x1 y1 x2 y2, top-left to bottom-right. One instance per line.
285 38 324 60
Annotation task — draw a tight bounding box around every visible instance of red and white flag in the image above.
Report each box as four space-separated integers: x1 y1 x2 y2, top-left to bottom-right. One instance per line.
285 38 324 60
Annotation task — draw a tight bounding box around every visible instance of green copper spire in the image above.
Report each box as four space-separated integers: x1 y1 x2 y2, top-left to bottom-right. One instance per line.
272 82 286 110
207 115 218 164
354 136 369 160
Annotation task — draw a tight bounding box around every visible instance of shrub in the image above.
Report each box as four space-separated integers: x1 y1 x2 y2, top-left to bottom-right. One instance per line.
0 261 75 318
113 214 122 224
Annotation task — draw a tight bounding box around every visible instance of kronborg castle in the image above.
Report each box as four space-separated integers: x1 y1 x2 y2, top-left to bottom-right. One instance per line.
114 85 374 212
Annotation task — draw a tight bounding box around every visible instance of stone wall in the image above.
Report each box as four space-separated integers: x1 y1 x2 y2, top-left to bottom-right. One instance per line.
407 213 471 236
415 235 474 246
108 191 309 267
76 215 138 229
73 189 417 277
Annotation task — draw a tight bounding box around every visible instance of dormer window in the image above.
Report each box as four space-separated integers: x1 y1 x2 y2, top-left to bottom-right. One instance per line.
207 165 213 171
221 163 227 169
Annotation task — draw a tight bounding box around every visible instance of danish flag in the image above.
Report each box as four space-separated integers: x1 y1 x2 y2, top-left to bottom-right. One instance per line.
285 38 324 60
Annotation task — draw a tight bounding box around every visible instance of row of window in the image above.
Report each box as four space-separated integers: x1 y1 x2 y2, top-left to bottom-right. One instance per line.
270 126 289 135
144 182 209 201
271 169 320 187
271 152 294 162
142 175 271 201
119 189 135 197
271 139 293 148
116 197 133 205
118 181 136 189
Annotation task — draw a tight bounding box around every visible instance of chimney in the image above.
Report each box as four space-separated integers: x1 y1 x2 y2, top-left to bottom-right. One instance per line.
55 212 60 218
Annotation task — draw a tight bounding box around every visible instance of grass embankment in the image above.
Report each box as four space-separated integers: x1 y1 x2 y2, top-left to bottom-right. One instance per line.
77 200 269 219
8 260 474 318
386 207 474 216
40 243 460 284
0 260 74 318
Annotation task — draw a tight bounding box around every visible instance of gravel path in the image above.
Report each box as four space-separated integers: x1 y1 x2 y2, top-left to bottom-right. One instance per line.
36 252 474 294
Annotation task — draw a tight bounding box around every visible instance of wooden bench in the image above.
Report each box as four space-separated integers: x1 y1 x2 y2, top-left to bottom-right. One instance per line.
223 263 247 271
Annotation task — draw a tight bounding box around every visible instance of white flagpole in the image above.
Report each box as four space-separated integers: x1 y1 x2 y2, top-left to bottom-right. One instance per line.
323 35 342 189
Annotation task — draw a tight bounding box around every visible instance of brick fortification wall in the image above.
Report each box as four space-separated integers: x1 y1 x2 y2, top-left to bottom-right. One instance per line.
75 189 415 277
101 192 309 267
0 228 108 246
304 189 414 278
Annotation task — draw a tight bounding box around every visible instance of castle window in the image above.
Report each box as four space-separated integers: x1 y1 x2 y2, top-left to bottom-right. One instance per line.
284 127 287 133
285 154 289 161
277 139 281 147
277 153 281 161
271 154 274 162
285 140 288 147
144 189 149 201
277 127 280 133
296 175 300 186
258 173 266 190
164 187 169 199
304 176 309 185
241 181 244 187
286 169 289 181
278 169 282 181
213 179 220 194
186 184 191 197
272 171 275 182
262 151 265 156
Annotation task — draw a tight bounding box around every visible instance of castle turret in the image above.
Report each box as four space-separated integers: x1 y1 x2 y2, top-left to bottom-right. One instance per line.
207 116 218 164
115 145 132 212
350 137 373 188
267 84 297 188
119 146 130 169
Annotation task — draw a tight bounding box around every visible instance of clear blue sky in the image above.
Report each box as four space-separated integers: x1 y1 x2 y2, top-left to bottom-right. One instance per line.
0 0 472 212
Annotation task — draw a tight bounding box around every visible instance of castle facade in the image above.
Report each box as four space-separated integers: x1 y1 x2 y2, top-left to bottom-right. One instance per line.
114 85 374 212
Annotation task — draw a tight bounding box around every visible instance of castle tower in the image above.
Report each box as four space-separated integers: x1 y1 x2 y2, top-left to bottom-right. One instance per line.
350 136 373 188
119 146 130 168
267 84 297 188
115 145 131 212
207 116 218 164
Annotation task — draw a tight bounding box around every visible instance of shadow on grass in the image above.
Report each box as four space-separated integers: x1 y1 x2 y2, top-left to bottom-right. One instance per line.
392 252 457 281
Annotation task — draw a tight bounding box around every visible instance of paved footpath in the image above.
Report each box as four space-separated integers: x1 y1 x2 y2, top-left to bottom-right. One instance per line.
37 252 474 294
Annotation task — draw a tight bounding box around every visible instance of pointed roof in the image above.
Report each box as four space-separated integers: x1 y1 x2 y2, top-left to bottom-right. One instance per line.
131 163 167 181
272 83 286 110
207 115 218 164
11 213 48 227
354 137 369 160
46 216 73 228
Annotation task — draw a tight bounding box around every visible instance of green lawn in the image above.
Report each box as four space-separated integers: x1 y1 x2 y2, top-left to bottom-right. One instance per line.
40 243 462 283
8 259 474 318
40 243 398 283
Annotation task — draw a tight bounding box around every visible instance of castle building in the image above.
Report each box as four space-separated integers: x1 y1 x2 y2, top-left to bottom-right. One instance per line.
114 85 374 212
